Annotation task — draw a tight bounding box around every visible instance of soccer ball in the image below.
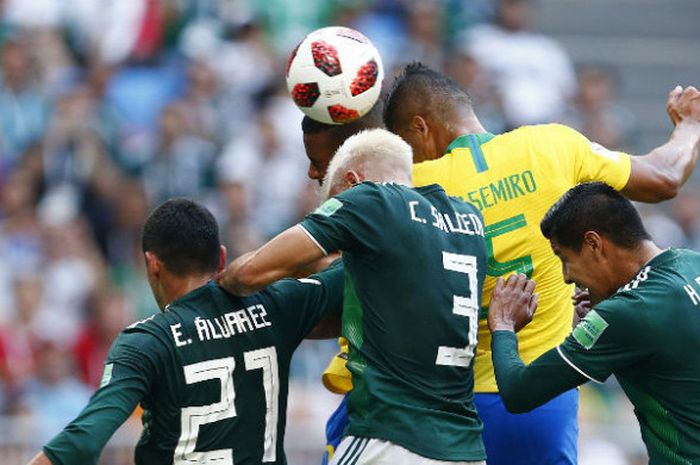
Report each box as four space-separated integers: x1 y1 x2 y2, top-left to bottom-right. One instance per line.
286 26 384 125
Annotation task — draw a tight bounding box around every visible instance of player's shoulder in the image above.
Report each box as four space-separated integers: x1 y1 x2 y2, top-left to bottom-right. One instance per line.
596 250 689 320
264 259 343 299
494 123 585 146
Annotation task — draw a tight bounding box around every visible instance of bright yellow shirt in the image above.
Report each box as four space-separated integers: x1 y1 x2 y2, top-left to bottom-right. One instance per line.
412 124 631 392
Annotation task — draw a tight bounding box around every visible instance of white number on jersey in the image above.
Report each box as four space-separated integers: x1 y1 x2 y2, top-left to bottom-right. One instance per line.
436 252 479 368
175 347 280 464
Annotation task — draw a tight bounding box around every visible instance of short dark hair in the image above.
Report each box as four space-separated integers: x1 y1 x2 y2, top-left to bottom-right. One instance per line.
142 198 221 276
301 99 384 142
541 182 651 251
383 62 473 131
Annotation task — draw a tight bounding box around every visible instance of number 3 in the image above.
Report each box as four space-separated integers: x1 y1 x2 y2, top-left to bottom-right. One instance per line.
436 252 479 368
175 347 279 464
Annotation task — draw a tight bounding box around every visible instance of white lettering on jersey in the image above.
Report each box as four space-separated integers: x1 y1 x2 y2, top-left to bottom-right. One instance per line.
409 201 427 224
684 275 700 306
170 323 192 347
190 305 274 344
410 202 484 237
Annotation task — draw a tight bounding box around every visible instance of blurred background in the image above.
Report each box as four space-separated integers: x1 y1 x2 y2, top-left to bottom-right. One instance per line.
0 0 698 464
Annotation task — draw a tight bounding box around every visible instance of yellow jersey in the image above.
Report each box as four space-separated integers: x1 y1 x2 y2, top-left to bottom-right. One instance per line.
412 124 631 392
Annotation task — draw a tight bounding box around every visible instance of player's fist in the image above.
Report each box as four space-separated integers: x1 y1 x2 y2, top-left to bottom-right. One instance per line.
487 274 538 333
667 85 700 126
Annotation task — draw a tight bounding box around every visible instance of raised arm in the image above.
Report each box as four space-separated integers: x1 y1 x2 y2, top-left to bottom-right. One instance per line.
218 225 326 296
623 86 700 202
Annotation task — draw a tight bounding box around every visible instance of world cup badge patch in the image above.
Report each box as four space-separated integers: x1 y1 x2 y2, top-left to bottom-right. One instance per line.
573 310 609 350
315 198 344 217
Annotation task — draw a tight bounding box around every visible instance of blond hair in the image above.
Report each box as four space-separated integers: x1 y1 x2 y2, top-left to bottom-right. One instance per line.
321 128 413 200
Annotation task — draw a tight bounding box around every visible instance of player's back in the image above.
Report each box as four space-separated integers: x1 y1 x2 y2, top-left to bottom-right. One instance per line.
608 248 700 463
412 124 632 392
111 271 341 465
301 182 488 461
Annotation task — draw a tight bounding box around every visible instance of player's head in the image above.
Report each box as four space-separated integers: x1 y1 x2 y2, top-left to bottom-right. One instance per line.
383 62 481 163
142 198 226 310
321 128 413 199
541 182 652 300
302 101 384 184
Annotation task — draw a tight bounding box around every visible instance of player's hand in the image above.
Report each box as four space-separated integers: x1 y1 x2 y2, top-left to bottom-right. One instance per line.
572 287 592 327
573 287 592 319
487 274 538 333
667 85 700 126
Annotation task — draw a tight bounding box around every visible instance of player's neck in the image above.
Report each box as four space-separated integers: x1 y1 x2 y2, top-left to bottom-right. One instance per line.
161 273 213 310
615 241 664 284
444 119 488 152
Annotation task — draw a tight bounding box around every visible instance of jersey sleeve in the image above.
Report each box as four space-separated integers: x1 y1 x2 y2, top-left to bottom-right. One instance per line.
43 330 163 465
299 183 387 256
557 292 651 384
537 124 632 190
264 260 344 348
491 331 588 413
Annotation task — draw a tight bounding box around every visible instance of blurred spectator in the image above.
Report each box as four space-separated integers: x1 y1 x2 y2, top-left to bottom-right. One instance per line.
103 63 185 172
73 289 132 387
141 102 217 205
402 1 444 71
562 64 638 151
0 164 43 322
0 278 42 387
670 189 700 249
446 48 507 134
637 204 686 249
201 20 276 130
180 60 233 147
463 0 576 128
0 38 49 172
31 218 105 345
218 180 264 259
17 341 92 446
217 94 307 239
41 85 112 196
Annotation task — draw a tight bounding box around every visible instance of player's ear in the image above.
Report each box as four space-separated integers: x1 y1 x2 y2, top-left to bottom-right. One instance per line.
217 245 227 274
144 251 161 280
583 231 602 254
344 170 363 186
410 115 429 138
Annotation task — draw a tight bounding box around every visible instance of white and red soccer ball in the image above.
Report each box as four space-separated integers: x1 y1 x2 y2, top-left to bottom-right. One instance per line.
286 26 384 125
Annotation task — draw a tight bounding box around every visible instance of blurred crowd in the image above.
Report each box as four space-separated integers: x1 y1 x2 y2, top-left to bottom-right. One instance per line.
0 0 697 464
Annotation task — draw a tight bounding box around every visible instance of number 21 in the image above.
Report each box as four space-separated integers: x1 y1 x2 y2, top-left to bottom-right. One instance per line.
174 347 279 464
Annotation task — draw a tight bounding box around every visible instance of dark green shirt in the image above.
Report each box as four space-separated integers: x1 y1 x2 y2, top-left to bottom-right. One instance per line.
43 265 343 465
493 248 700 465
301 182 488 461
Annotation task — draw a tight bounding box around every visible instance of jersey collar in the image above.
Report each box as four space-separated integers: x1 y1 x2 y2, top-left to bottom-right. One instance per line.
445 133 496 154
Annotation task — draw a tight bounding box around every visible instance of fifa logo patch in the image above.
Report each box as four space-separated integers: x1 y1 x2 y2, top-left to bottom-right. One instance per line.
315 198 344 217
572 310 609 350
100 363 114 388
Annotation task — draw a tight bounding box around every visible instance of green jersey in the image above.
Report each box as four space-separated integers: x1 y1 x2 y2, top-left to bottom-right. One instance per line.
493 248 700 465
301 182 488 461
43 266 343 465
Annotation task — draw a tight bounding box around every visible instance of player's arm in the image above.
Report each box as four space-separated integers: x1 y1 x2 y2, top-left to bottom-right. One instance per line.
220 185 384 296
489 276 650 413
33 333 156 465
218 225 326 296
623 86 700 202
486 274 588 412
490 332 588 413
26 453 52 465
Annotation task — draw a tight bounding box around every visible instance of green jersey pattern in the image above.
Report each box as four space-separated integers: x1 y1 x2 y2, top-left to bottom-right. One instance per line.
559 249 700 465
43 265 343 465
301 182 488 461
